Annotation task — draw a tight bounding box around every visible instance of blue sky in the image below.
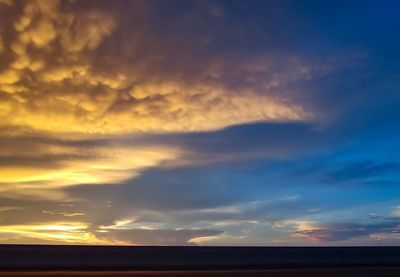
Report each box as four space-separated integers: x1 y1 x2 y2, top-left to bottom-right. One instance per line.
0 0 399 245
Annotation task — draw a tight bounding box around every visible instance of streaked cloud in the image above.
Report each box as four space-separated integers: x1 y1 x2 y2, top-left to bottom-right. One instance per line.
96 229 223 246
295 221 400 244
0 222 100 244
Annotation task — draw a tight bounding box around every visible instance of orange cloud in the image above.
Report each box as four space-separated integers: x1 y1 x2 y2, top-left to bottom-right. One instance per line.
0 0 318 136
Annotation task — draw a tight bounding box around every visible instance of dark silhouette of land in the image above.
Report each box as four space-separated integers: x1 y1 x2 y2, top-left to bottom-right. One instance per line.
1 245 400 276
1 268 400 276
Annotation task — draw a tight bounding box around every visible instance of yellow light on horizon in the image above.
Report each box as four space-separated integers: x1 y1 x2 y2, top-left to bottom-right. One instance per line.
0 222 110 244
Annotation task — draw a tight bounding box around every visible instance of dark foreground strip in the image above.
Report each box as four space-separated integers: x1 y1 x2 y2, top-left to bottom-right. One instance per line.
1 246 400 270
1 268 400 277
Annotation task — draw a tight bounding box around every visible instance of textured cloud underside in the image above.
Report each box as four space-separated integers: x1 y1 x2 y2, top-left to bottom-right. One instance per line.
0 0 318 135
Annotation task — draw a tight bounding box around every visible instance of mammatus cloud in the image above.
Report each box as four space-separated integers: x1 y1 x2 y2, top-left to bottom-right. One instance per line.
0 0 351 136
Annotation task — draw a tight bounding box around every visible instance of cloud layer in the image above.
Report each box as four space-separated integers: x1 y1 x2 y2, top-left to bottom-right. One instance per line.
0 0 321 135
1 0 400 245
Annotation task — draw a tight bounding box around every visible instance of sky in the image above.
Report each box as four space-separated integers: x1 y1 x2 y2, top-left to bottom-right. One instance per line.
0 0 400 246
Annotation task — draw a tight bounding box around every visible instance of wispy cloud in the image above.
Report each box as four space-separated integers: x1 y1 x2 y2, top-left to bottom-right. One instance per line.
295 221 400 243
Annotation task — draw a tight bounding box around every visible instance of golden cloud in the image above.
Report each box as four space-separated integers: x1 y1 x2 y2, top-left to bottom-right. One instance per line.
0 69 20 85
0 0 316 136
0 222 110 244
0 142 181 201
0 37 4 53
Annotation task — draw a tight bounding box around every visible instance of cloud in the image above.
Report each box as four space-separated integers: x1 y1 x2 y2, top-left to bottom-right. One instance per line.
0 0 353 135
0 221 100 244
54 121 326 167
288 159 400 187
60 10 115 52
0 0 359 215
0 69 20 84
0 125 182 200
0 195 87 225
325 161 400 183
63 161 318 233
0 0 12 6
0 120 324 245
0 0 398 246
96 229 223 246
0 193 223 245
295 221 400 243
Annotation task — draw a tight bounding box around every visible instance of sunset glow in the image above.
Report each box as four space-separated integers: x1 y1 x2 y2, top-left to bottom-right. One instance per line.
0 0 400 246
